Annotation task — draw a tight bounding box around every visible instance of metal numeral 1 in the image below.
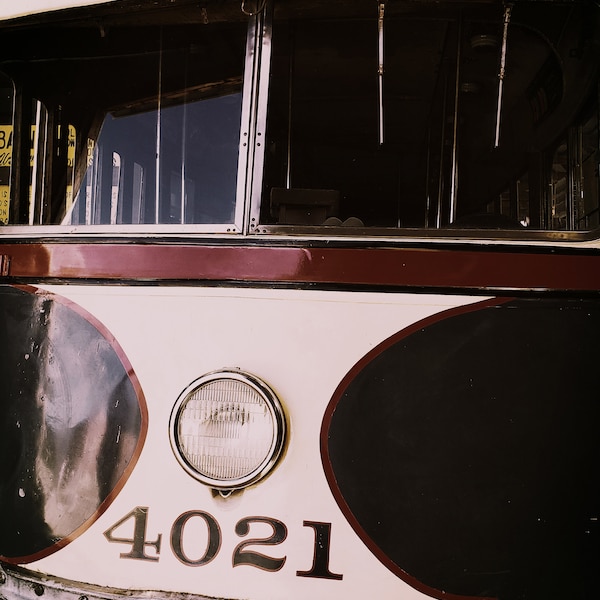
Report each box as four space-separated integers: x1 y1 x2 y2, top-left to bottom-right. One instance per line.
296 521 343 580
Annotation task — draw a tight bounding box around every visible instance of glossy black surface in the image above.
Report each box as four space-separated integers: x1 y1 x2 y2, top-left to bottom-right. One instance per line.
0 285 144 561
325 298 600 600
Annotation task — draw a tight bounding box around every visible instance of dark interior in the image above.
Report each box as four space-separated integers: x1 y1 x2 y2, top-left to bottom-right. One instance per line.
262 1 600 231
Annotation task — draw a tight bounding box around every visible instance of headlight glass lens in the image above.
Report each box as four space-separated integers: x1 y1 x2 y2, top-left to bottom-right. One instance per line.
170 371 286 489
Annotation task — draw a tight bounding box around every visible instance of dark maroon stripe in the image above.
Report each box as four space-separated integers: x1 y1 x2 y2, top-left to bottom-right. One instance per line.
0 243 599 291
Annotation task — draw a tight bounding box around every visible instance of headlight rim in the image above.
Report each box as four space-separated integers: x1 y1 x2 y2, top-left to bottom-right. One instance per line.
169 368 287 491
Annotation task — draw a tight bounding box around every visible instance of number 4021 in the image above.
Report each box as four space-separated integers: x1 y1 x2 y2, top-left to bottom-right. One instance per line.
103 507 343 580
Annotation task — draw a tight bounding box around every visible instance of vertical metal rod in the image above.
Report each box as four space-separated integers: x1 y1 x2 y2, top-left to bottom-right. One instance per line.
378 1 385 145
180 105 187 224
449 15 462 224
424 124 432 227
180 52 189 224
155 28 163 224
285 27 295 189
29 100 42 225
436 74 448 228
494 4 512 148
110 152 120 225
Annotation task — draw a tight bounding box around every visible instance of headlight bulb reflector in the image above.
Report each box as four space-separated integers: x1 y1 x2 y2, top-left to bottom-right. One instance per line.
170 370 286 489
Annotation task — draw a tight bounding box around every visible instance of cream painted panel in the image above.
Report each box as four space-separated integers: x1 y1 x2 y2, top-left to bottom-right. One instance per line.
0 0 114 20
30 285 487 600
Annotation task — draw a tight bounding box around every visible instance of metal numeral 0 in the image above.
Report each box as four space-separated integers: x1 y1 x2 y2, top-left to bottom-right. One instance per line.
171 510 222 566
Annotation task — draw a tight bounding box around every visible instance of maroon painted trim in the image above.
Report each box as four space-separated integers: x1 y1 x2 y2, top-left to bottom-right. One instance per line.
320 298 512 600
1 284 149 565
0 242 599 291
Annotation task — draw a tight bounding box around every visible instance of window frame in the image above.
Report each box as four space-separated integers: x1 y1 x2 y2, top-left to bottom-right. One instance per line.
0 9 254 237
246 0 600 243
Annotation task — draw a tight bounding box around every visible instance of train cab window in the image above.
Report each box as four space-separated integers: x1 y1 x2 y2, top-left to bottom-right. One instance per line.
0 13 247 229
258 0 600 236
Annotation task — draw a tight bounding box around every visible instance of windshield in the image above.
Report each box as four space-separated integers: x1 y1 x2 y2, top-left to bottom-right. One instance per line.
259 0 600 233
1 0 599 236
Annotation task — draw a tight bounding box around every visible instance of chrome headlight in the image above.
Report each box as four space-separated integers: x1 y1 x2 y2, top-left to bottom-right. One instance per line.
169 370 286 490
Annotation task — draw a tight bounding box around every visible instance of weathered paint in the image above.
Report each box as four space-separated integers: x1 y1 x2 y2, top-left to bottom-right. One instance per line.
0 0 116 21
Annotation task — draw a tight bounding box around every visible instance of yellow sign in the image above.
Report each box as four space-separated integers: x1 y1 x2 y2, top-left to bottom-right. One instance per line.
0 125 12 168
0 122 77 223
68 124 76 166
0 184 10 224
0 124 11 224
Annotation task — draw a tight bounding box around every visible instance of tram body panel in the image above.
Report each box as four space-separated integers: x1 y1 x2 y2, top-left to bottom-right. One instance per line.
1 281 599 599
13 285 481 599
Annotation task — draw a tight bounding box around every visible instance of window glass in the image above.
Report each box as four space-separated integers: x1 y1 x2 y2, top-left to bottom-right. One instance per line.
546 108 600 231
65 93 242 225
0 72 14 225
581 113 600 230
260 1 600 234
0 18 246 227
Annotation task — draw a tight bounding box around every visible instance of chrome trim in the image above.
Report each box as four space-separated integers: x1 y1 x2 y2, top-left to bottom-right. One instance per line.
1 225 599 247
252 222 600 244
0 224 241 237
235 11 260 234
0 563 225 600
246 0 273 234
169 369 286 490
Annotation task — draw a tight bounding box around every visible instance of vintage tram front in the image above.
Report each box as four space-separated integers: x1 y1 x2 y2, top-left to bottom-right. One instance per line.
0 1 599 599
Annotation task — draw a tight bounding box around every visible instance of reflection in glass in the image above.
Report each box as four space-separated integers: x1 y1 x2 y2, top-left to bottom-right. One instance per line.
66 93 242 226
0 18 246 227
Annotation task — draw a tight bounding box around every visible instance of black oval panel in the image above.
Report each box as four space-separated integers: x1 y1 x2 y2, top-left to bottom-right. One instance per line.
322 298 600 600
0 285 147 563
